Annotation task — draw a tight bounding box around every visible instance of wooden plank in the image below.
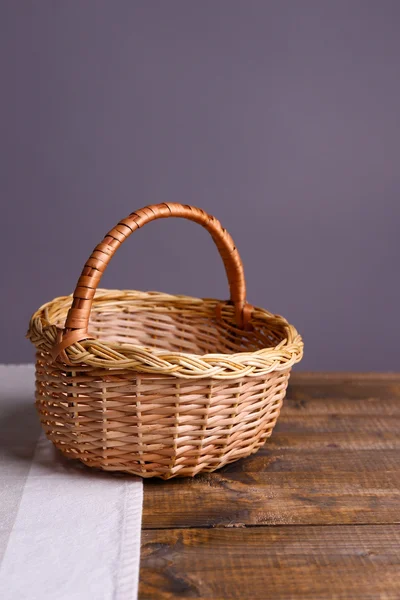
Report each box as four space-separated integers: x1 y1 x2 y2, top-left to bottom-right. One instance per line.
267 431 400 450
275 414 400 434
140 525 400 600
287 378 400 401
290 372 400 382
224 448 400 473
283 395 400 415
143 467 400 529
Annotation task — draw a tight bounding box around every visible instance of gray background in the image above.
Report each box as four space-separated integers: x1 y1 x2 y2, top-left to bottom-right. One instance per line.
1 1 399 370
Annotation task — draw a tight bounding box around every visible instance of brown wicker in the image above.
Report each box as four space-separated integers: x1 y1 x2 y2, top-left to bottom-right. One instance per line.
27 203 303 478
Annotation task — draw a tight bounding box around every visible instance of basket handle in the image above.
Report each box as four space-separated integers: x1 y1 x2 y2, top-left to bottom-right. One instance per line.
52 203 252 360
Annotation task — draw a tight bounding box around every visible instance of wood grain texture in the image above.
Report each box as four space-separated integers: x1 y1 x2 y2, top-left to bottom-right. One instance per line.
143 467 400 528
289 372 400 384
140 526 400 600
268 432 400 450
141 374 400 599
283 395 400 415
276 414 400 433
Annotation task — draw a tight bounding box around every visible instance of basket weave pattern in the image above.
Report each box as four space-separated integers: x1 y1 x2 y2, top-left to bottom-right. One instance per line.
35 353 289 478
28 204 303 478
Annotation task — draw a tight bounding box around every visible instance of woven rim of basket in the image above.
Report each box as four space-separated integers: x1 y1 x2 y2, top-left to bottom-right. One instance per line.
27 289 304 379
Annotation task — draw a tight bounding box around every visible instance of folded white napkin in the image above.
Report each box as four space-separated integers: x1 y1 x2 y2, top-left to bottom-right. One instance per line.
0 366 143 600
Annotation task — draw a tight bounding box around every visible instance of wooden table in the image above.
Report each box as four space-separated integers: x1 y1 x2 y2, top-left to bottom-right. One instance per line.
139 373 400 599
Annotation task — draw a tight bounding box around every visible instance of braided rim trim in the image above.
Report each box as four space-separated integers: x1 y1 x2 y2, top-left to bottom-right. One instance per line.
27 290 303 379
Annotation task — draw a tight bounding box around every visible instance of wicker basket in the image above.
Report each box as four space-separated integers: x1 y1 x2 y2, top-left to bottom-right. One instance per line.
27 203 303 478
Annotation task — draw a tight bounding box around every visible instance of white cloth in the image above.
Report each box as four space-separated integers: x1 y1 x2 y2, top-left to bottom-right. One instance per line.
0 365 143 600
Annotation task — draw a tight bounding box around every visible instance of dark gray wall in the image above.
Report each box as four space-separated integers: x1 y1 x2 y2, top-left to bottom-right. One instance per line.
1 1 399 370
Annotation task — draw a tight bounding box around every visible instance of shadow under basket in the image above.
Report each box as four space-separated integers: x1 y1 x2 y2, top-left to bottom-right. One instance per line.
27 204 303 478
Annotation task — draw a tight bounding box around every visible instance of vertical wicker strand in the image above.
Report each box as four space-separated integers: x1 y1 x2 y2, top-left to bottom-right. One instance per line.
167 381 180 478
197 382 212 473
70 370 80 453
253 378 270 452
224 379 242 465
136 376 145 474
101 385 108 467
